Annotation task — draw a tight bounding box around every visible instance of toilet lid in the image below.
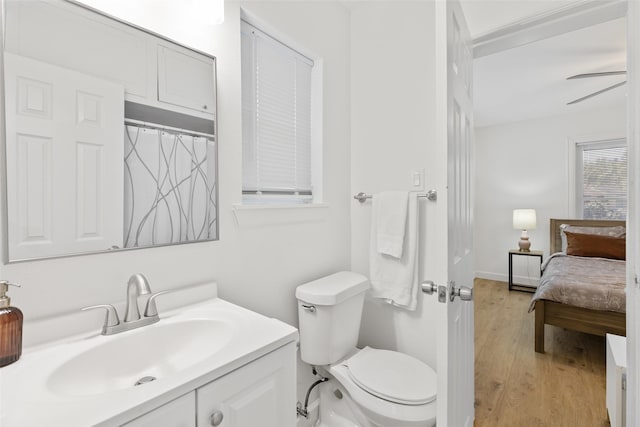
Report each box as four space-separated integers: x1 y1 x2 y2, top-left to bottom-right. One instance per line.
346 347 437 405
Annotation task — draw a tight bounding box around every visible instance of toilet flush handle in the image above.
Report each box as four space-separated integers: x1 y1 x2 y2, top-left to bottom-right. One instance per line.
301 304 316 313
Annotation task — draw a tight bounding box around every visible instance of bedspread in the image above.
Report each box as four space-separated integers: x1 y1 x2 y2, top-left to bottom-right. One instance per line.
528 253 626 313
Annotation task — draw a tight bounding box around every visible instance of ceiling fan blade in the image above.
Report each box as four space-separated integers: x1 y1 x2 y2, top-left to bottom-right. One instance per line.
567 71 627 80
567 80 627 105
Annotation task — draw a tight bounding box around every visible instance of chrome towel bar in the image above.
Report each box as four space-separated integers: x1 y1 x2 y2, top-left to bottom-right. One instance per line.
353 190 437 203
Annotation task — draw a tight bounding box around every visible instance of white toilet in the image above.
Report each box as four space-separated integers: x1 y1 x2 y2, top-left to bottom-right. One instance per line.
296 271 437 427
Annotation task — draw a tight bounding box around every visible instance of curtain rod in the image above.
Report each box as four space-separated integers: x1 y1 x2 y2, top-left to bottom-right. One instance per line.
125 118 216 140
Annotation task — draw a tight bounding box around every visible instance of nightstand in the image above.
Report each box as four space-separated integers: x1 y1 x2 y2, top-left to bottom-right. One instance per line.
508 249 543 292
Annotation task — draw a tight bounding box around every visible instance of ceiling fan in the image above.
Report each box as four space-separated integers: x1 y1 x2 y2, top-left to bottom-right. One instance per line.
566 70 627 105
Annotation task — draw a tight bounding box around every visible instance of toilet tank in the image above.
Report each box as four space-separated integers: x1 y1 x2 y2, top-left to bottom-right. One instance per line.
296 271 370 366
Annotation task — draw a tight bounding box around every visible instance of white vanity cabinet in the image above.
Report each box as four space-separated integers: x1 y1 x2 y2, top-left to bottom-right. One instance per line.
120 342 296 427
123 392 196 427
5 289 299 427
196 343 297 427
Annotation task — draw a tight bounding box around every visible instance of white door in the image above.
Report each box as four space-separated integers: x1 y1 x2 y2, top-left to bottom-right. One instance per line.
4 53 124 260
627 1 640 425
434 1 475 426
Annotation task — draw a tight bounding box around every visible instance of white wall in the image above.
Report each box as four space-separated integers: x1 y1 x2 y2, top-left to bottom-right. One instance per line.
3 0 351 326
1 1 351 406
350 1 440 369
474 105 627 285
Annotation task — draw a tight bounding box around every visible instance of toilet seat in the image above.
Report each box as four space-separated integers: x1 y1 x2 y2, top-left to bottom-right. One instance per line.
346 346 437 405
328 347 437 426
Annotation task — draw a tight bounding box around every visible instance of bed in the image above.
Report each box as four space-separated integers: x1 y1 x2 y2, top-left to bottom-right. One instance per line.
531 218 627 353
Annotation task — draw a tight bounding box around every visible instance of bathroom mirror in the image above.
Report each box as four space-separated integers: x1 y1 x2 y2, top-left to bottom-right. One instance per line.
2 0 218 262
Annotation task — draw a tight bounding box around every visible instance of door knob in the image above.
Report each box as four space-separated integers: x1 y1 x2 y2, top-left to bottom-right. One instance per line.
421 280 438 294
450 282 473 302
422 280 448 303
210 410 224 426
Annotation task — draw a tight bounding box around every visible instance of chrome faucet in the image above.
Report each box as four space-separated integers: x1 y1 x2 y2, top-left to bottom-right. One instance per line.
82 273 168 335
124 273 152 322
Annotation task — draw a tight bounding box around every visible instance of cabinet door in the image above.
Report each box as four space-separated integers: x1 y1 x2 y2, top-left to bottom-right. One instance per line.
196 343 296 427
122 392 196 427
158 45 216 115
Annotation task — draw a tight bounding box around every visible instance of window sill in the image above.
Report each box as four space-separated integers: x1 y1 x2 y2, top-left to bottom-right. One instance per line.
232 203 329 228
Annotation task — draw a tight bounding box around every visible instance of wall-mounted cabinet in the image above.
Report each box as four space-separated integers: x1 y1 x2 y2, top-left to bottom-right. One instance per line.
158 45 216 115
5 0 216 120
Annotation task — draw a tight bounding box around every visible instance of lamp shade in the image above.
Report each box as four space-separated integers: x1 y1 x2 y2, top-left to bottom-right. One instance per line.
513 209 536 230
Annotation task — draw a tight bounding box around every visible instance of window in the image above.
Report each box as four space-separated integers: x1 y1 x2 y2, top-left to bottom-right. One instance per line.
575 139 627 220
241 20 315 204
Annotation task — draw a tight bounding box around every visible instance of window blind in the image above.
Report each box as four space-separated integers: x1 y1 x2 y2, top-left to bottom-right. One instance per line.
577 140 627 220
241 21 313 200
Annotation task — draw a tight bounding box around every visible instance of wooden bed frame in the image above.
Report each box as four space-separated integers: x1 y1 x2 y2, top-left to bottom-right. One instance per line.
534 218 627 353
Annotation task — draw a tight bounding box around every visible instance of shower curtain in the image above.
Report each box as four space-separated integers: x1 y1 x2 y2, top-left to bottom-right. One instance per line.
124 124 217 248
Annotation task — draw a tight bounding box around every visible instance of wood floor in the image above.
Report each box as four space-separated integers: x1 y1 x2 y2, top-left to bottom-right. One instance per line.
474 279 610 427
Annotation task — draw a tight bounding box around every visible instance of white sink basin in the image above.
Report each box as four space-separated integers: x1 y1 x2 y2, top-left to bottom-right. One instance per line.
47 319 232 396
1 287 298 427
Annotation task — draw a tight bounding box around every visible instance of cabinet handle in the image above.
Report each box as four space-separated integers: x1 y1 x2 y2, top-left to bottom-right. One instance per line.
210 410 224 426
203 105 208 110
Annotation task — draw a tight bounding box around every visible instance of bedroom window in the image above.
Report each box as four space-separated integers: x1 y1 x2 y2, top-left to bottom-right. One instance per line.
241 20 318 204
575 139 627 220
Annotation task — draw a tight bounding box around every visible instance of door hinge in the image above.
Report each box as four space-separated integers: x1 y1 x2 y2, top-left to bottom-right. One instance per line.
622 373 627 391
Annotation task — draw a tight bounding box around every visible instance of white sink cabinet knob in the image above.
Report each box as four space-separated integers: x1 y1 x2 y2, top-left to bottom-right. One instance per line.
210 410 224 426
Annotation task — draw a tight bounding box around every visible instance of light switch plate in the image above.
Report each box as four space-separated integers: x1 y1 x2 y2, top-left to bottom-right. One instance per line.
410 169 425 191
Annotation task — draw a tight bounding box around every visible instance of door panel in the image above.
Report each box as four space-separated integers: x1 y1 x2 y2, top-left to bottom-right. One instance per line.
5 53 124 259
626 1 639 425
435 1 475 425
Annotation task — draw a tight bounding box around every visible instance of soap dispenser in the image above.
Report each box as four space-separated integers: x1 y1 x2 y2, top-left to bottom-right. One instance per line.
0 281 22 367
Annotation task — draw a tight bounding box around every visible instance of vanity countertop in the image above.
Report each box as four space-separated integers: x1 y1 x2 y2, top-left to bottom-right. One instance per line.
0 294 298 426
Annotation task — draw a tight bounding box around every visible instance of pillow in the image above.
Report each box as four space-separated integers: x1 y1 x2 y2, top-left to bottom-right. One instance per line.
560 224 626 253
564 231 626 260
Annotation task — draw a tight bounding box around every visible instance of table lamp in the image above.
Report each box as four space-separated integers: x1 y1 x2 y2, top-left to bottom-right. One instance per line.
513 209 536 251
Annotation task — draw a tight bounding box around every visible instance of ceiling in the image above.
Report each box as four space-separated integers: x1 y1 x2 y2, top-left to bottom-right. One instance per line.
460 0 577 38
468 12 627 128
337 1 626 128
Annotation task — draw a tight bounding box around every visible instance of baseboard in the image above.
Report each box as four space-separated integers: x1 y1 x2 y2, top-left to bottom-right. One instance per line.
475 271 539 288
475 271 506 282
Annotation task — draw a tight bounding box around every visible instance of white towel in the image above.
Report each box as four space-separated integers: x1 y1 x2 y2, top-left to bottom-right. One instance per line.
374 191 409 258
369 193 419 311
